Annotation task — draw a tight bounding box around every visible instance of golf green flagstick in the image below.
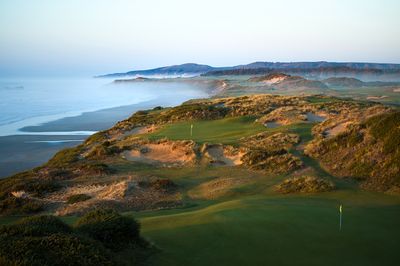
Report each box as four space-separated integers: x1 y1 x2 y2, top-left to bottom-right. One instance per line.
339 204 343 231
190 124 193 137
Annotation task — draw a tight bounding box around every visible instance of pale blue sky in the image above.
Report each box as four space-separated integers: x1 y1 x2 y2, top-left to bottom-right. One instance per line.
1 0 399 76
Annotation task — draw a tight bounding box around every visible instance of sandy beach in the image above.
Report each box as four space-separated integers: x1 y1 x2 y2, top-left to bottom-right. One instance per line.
0 100 169 178
0 134 86 178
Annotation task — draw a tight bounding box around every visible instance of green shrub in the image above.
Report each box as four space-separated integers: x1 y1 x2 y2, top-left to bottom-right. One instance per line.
138 179 177 192
75 209 141 250
13 179 62 196
276 176 335 194
47 146 82 168
84 131 107 145
0 212 150 265
242 149 286 166
86 144 120 159
67 194 91 204
77 162 112 175
45 169 73 180
159 103 229 122
0 197 42 215
0 215 71 237
0 233 114 266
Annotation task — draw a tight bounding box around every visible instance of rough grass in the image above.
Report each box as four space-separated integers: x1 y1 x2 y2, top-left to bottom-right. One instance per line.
66 194 91 204
276 176 335 193
366 111 400 154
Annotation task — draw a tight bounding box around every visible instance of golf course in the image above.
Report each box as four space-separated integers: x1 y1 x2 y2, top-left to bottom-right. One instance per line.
1 94 399 265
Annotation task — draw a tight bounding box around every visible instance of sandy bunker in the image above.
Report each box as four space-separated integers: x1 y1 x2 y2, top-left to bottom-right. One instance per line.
123 140 197 165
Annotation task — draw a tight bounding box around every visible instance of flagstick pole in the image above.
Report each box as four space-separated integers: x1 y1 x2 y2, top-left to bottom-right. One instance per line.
339 204 342 231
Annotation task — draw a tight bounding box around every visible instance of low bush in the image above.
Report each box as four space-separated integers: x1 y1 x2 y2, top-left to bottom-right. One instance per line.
13 179 62 196
47 146 82 168
75 209 141 250
0 215 114 265
67 194 91 204
276 176 335 194
0 215 71 237
242 149 287 166
0 197 42 215
0 233 114 266
138 179 177 192
0 210 150 265
86 144 120 159
77 162 112 175
84 131 107 145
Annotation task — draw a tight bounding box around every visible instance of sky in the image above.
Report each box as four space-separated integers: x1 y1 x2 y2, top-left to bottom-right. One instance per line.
0 0 399 77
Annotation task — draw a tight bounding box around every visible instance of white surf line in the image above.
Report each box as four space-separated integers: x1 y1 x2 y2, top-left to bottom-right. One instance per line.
16 131 97 136
24 140 86 144
0 111 98 137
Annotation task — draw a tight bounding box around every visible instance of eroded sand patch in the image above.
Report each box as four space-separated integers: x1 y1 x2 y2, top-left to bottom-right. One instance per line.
367 95 388 100
114 125 159 140
201 144 244 166
325 121 353 137
44 177 182 216
123 140 196 166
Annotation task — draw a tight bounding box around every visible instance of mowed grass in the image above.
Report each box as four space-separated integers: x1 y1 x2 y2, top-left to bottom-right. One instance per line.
137 194 400 266
147 116 266 144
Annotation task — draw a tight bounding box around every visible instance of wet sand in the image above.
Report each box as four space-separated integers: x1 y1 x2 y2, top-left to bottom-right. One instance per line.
19 100 161 132
0 100 165 178
0 135 86 178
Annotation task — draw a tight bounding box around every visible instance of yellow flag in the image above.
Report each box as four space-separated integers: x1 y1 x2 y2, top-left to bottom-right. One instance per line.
339 205 342 213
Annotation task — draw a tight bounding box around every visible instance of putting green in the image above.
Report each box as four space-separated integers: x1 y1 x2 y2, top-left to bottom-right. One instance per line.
147 116 267 144
146 115 316 146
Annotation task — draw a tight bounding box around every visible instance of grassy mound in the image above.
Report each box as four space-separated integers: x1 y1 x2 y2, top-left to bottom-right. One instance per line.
75 209 142 250
0 215 113 266
67 194 91 204
0 210 150 265
276 176 335 194
0 197 43 215
306 111 400 191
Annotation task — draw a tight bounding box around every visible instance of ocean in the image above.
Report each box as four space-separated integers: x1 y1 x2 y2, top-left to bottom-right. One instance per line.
0 77 208 136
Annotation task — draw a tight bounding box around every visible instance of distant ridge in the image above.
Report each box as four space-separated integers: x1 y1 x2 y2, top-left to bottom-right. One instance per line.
98 63 214 78
97 61 400 79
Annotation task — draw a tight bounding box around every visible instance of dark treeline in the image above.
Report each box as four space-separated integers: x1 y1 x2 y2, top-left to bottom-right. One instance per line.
202 67 400 81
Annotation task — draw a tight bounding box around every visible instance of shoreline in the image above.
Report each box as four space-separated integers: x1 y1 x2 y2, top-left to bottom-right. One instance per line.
8 99 164 134
0 79 213 178
0 134 87 178
0 94 211 178
0 99 180 178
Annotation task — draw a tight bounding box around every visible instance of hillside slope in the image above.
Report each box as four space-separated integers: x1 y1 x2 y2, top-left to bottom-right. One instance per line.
0 94 398 217
98 61 400 78
305 111 400 192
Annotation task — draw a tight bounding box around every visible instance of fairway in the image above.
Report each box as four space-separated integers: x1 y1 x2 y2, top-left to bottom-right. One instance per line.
137 193 400 266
